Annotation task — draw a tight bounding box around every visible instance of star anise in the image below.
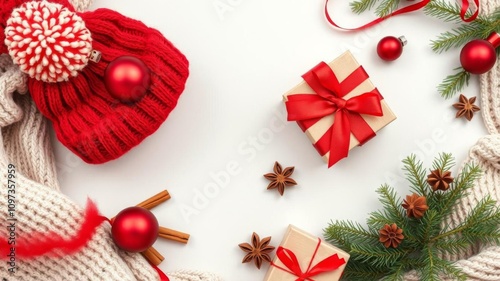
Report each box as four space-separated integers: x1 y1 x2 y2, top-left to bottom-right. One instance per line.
453 94 480 121
238 232 275 269
264 161 297 196
379 223 404 248
402 193 429 219
427 169 454 191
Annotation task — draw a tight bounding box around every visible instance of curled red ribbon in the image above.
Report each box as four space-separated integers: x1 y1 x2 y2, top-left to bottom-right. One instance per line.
271 238 346 281
324 0 478 30
460 0 480 22
285 62 383 167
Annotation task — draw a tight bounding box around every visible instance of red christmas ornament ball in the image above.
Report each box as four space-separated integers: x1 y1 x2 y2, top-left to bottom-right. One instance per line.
104 56 151 102
111 207 159 252
460 39 497 74
377 36 406 61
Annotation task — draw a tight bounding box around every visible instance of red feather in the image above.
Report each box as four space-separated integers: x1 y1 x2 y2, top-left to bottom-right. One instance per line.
1 199 105 259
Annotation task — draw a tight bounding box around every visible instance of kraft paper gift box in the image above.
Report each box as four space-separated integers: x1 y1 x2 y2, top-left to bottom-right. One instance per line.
263 225 349 281
283 51 396 167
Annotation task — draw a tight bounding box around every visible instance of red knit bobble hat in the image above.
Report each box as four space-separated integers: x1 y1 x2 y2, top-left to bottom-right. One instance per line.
3 1 189 164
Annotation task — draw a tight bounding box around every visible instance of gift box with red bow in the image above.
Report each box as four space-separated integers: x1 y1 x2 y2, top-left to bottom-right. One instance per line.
284 51 396 167
263 225 349 281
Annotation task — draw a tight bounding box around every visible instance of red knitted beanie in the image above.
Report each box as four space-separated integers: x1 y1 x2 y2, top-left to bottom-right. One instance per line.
2 1 189 164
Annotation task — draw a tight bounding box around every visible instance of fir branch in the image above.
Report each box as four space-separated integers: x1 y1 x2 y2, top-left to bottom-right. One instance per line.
350 0 378 14
433 237 471 256
341 262 387 280
424 0 490 25
380 264 405 281
377 185 405 220
324 220 379 249
439 164 481 217
431 197 498 242
436 259 467 281
420 209 440 241
402 155 428 196
431 24 481 53
349 243 407 268
368 210 396 229
431 153 455 176
423 0 463 23
419 246 440 281
461 197 500 244
438 68 470 99
375 0 400 17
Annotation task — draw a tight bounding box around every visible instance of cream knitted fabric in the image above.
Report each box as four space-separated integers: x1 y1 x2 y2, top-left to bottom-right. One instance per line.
168 270 223 281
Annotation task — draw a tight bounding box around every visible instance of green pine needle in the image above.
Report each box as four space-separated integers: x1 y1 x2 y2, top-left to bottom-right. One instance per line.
380 264 406 281
349 243 407 268
432 153 454 175
342 262 387 280
423 0 464 23
325 154 500 281
377 185 406 221
438 68 470 99
350 0 379 14
438 163 481 216
403 155 428 196
375 0 400 17
436 259 467 281
431 24 481 53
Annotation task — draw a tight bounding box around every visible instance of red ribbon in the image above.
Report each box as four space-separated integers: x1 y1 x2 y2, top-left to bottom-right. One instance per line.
271 238 346 281
151 264 170 281
324 0 478 30
460 0 480 22
285 62 383 167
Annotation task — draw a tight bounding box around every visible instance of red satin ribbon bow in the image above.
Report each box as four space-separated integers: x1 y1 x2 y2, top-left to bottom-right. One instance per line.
271 238 346 281
324 0 479 30
285 62 383 167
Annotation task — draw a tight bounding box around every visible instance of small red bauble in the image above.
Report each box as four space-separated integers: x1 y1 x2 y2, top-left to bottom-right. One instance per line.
111 207 159 252
377 36 407 61
104 56 151 102
460 37 498 74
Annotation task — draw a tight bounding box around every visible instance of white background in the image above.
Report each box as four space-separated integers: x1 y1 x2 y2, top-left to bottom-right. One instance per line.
59 0 489 280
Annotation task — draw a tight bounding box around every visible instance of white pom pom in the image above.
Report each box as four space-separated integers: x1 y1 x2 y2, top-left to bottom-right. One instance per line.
4 1 92 83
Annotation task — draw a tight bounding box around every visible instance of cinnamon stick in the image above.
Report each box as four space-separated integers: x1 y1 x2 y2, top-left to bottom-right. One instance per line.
110 190 171 221
137 190 171 210
158 226 190 244
142 246 165 266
